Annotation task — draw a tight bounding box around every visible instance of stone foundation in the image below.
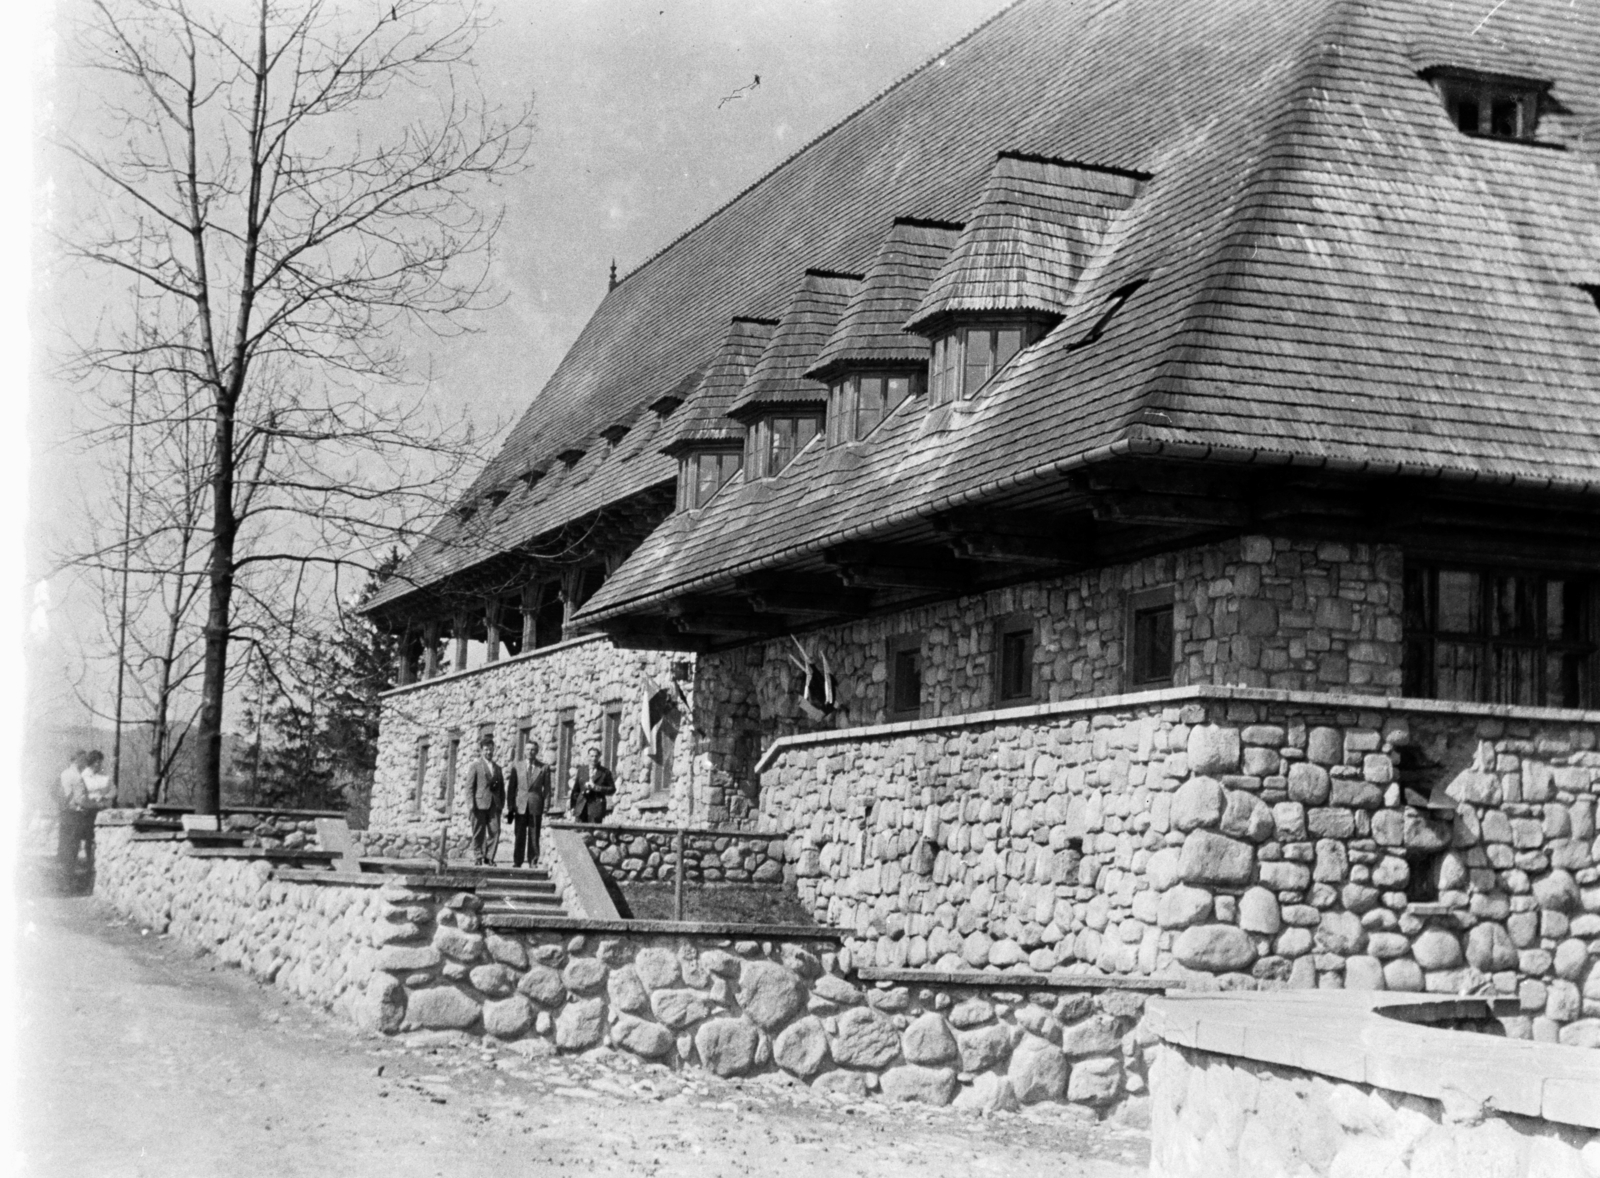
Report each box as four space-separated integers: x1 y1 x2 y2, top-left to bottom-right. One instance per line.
757 685 1600 1043
565 821 788 884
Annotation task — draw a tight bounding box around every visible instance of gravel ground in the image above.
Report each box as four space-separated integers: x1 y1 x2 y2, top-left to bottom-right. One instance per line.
16 890 1149 1178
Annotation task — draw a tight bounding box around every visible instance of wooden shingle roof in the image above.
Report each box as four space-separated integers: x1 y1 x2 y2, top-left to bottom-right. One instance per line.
727 271 860 420
660 317 776 455
904 153 1147 332
805 218 961 382
371 0 1600 618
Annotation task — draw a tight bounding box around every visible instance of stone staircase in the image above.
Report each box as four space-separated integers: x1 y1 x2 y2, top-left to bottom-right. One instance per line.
465 865 567 919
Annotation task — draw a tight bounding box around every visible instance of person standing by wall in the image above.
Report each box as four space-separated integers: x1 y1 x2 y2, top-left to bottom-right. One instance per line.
56 751 90 874
461 733 505 866
569 746 616 824
77 750 113 870
505 739 550 868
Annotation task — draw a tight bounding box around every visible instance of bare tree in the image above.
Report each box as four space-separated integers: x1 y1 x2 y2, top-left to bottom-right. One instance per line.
57 0 533 813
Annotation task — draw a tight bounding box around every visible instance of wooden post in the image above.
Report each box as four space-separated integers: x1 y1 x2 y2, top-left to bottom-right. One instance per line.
483 598 501 664
453 610 470 671
521 582 539 651
422 620 441 679
395 627 415 686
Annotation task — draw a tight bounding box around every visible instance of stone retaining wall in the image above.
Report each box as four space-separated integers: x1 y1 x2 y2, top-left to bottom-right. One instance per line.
562 821 788 884
370 635 699 838
372 894 1156 1112
94 826 384 1024
757 686 1600 1044
352 828 473 863
1145 990 1600 1176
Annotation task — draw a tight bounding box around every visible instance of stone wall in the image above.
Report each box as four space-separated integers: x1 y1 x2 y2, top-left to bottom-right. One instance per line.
691 536 1402 820
1145 990 1600 1176
94 826 385 1024
370 894 1156 1112
756 685 1600 1044
353 828 474 863
563 821 788 884
370 635 699 840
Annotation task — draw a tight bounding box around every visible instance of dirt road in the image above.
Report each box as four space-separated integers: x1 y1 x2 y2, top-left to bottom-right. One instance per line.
17 893 1148 1178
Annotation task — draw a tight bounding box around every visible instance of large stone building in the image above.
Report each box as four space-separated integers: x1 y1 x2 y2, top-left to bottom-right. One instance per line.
365 0 1600 1031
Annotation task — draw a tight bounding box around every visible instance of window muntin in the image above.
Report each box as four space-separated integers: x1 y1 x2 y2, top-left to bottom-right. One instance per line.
928 321 1044 406
887 635 923 719
678 449 742 509
826 372 917 445
1404 565 1594 708
745 414 821 479
1435 76 1540 141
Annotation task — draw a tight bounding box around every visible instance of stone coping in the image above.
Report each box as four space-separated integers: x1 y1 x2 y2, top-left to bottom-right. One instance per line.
377 632 611 699
547 820 783 840
1145 990 1600 1131
186 847 340 862
481 913 840 939
275 869 390 887
856 967 1170 992
752 683 1600 773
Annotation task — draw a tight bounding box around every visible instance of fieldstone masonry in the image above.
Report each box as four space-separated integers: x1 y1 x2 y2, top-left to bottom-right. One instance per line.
691 536 1402 821
370 635 700 838
567 822 789 884
758 687 1600 1045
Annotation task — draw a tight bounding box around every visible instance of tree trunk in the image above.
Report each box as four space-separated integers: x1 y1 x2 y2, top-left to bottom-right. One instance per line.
195 393 239 815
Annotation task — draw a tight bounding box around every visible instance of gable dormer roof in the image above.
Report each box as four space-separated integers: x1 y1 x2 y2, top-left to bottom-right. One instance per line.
659 317 777 455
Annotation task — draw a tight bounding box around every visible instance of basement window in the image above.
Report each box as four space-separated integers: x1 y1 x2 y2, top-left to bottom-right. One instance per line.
1430 71 1544 141
826 372 919 445
1127 587 1175 688
887 634 924 721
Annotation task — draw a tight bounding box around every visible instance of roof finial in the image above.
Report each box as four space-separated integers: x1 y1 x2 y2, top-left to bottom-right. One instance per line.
608 258 618 291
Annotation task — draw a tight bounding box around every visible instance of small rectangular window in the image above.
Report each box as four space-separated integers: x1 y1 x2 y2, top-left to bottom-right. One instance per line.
555 709 576 809
855 376 884 439
962 328 994 397
443 730 462 808
413 739 430 815
602 706 623 771
888 635 923 720
515 717 532 763
1127 587 1175 688
995 614 1037 703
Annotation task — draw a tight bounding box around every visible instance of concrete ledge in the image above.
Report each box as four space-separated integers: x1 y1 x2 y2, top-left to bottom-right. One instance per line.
548 820 783 840
753 683 1600 774
1147 990 1600 1130
274 869 391 887
857 967 1170 991
185 847 340 863
548 827 620 919
482 913 840 939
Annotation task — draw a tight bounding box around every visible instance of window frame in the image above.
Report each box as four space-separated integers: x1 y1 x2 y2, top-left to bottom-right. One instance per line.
826 371 921 445
677 447 744 510
927 318 1049 406
745 412 822 479
1433 73 1542 142
412 737 430 816
555 709 576 810
1403 563 1595 708
887 633 924 721
443 729 462 810
993 612 1038 705
1126 586 1176 689
601 705 624 772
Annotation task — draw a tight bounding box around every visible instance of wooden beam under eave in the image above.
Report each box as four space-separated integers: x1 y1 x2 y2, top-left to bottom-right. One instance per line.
1088 492 1251 528
743 587 872 617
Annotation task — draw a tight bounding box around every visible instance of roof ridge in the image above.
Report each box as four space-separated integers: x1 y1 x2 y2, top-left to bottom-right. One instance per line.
611 0 1028 288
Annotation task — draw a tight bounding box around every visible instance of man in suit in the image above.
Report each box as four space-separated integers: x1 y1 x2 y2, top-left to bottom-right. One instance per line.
505 738 551 868
461 732 505 865
570 745 616 824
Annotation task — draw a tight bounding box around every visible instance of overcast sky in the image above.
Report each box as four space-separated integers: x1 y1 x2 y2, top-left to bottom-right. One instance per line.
28 0 1012 732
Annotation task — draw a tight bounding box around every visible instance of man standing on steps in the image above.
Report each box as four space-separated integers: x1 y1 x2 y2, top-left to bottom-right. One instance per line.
506 739 550 868
569 745 616 825
461 732 505 866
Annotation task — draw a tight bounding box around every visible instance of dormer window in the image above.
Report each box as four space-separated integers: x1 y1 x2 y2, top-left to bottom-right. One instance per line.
745 414 820 479
677 448 743 510
928 319 1050 406
484 488 509 508
557 447 585 469
1431 71 1543 141
601 424 629 446
826 372 921 445
519 468 544 492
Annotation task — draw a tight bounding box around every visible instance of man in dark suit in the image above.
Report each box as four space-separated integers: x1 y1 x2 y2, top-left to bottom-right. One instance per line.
505 739 551 868
570 745 616 824
461 732 505 865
